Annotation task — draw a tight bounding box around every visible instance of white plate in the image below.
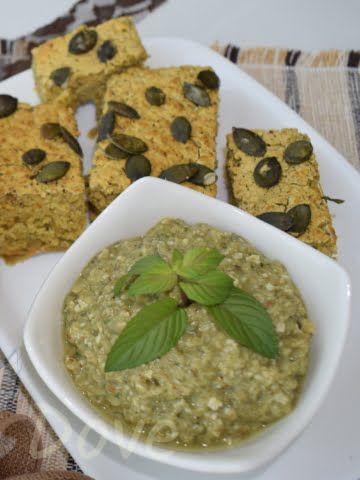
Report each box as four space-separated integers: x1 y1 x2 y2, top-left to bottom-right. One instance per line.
23 177 350 474
1 37 360 479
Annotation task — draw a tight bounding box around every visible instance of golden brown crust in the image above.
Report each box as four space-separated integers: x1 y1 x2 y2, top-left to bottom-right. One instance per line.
32 17 147 108
226 128 337 257
89 66 219 212
0 103 84 196
0 102 87 263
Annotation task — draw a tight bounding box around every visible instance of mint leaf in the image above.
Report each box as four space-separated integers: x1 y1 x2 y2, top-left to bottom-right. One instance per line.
180 270 233 306
105 298 187 371
171 249 184 271
117 254 178 295
207 287 279 358
114 273 134 297
174 246 224 279
127 271 177 295
128 255 170 275
113 255 171 297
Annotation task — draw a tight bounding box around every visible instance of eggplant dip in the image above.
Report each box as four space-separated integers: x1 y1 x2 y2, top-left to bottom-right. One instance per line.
63 218 314 449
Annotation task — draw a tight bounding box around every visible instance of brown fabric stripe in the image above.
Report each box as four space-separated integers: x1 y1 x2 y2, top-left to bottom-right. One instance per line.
149 0 166 10
0 411 43 479
348 50 360 68
284 68 300 113
224 44 230 58
7 472 93 480
213 44 360 68
93 5 116 22
285 50 301 66
16 386 73 472
32 12 76 37
229 45 240 63
0 0 166 81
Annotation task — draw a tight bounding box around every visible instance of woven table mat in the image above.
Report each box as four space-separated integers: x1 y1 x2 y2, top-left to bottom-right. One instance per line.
1 10 360 473
214 44 360 171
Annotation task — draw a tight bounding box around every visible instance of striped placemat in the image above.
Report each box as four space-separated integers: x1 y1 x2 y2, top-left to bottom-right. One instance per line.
0 9 359 475
214 43 360 171
216 44 360 68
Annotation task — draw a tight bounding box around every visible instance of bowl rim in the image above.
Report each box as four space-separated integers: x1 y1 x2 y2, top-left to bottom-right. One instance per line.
24 177 351 474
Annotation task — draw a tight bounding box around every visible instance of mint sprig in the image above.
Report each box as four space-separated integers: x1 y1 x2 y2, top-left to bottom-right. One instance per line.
127 258 177 295
207 287 279 358
113 272 134 296
107 246 279 371
180 270 233 306
173 247 224 278
128 255 169 274
114 255 177 296
105 298 187 372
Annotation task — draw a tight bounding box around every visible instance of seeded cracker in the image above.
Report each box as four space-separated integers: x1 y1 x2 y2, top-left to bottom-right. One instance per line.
89 66 219 214
226 128 337 257
0 100 86 263
31 17 147 111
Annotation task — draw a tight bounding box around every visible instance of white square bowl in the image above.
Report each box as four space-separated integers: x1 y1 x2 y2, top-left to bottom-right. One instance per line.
24 177 350 475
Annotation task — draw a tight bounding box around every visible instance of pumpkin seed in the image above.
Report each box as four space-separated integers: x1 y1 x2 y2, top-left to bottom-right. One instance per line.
257 211 293 231
159 163 198 184
253 156 282 188
60 126 83 156
97 110 115 142
97 40 117 62
0 94 18 118
108 101 140 119
183 82 211 107
287 204 311 233
22 148 46 166
68 29 97 54
41 122 82 156
197 69 220 90
189 163 217 186
41 122 62 139
50 67 71 87
284 140 313 164
170 116 191 143
145 86 166 106
104 143 128 160
125 155 151 181
35 161 70 183
110 133 148 155
232 128 266 156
